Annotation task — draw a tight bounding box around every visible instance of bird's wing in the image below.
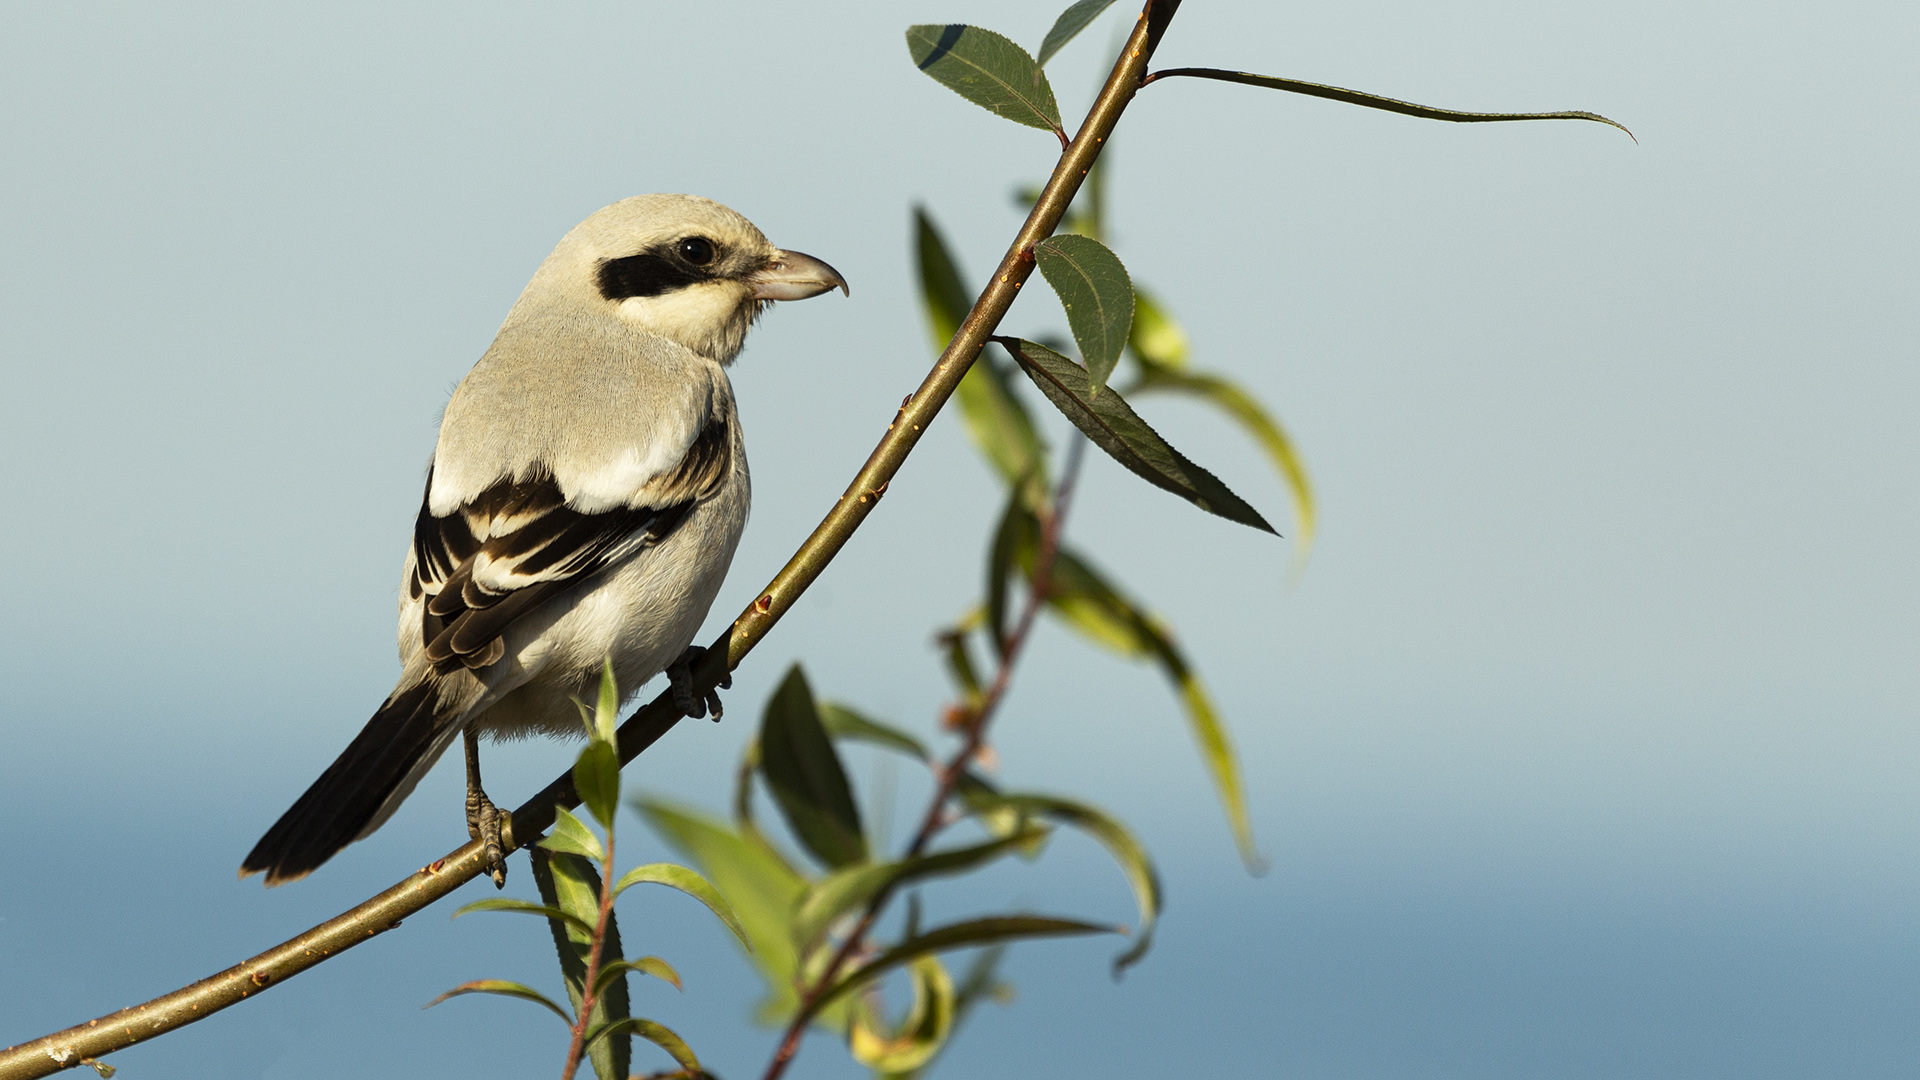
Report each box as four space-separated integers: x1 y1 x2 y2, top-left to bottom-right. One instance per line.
408 404 734 674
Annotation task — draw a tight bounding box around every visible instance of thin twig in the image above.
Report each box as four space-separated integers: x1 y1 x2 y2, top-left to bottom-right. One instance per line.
0 3 1182 1077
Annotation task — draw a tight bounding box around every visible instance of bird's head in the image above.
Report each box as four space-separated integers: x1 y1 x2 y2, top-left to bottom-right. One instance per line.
514 193 848 365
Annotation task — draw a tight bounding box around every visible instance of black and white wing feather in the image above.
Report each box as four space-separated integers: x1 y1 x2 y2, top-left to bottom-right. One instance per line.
410 407 734 673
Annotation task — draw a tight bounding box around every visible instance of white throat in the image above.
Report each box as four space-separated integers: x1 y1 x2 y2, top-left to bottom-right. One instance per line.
615 282 761 365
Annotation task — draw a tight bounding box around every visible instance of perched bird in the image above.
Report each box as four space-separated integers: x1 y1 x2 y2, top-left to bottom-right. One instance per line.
241 194 846 887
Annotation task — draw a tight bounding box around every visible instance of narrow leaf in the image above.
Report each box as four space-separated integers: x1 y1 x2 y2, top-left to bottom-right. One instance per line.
916 208 1049 495
791 828 1049 949
1157 646 1266 874
423 980 572 1026
530 849 629 1080
986 481 1033 657
1033 234 1134 396
581 1017 700 1076
1144 68 1634 139
938 622 986 704
612 863 751 953
633 797 807 1014
573 740 621 831
451 897 595 938
959 785 1163 974
1133 365 1316 566
594 956 682 996
1002 337 1276 533
595 659 620 743
818 701 930 761
538 805 606 864
798 916 1116 1026
848 956 956 1073
759 664 867 868
1038 0 1120 66
906 24 1062 133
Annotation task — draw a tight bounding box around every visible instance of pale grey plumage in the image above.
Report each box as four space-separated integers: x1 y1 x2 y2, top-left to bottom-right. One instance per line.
242 194 845 885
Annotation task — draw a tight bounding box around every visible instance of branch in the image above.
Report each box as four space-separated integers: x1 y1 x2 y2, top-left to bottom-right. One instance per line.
0 2 1183 1076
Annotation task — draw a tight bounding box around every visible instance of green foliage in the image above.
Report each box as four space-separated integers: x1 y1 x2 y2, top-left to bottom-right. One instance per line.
820 701 932 761
1000 336 1276 533
437 665 733 1080
850 956 954 1074
760 664 869 868
906 25 1062 135
1032 234 1134 395
915 209 1050 504
798 916 1115 1028
956 775 1164 973
634 796 810 1021
612 863 751 951
1037 0 1121 65
531 850 631 1080
1143 67 1634 139
637 660 1157 1076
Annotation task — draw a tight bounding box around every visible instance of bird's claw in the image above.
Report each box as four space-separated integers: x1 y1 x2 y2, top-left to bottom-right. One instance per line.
466 788 509 889
669 646 731 721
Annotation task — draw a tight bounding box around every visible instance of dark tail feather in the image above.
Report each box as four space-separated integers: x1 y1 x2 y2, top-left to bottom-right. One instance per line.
241 681 450 886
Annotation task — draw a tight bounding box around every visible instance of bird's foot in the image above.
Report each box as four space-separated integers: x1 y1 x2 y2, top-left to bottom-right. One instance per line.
668 646 731 721
465 786 510 889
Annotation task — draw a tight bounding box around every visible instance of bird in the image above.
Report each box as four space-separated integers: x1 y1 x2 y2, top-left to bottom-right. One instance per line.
241 194 847 887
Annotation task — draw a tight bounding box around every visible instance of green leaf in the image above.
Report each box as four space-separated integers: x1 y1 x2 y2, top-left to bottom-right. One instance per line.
612 863 750 953
818 701 930 761
633 797 808 1015
529 849 628 1080
594 955 681 996
539 805 606 864
451 897 596 938
916 208 1049 496
1128 287 1189 369
593 657 620 744
913 205 972 351
760 664 867 868
573 739 621 831
986 482 1027 656
849 955 956 1074
1002 337 1276 533
1143 68 1635 140
937 622 986 705
423 980 572 1026
790 827 1050 950
581 1017 700 1076
1033 235 1133 396
957 783 1163 974
1037 0 1120 65
1159 647 1267 874
1132 365 1316 567
906 24 1062 134
798 916 1116 1027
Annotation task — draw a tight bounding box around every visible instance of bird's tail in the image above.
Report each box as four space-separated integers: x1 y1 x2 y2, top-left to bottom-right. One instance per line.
241 680 458 886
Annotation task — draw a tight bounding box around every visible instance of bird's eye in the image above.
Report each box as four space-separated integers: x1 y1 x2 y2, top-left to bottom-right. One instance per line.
678 236 715 266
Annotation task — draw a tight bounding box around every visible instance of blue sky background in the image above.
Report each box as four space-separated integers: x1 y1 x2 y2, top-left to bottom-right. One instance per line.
2 2 1914 1077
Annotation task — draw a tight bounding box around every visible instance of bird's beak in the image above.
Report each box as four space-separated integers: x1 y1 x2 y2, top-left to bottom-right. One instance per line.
748 249 850 301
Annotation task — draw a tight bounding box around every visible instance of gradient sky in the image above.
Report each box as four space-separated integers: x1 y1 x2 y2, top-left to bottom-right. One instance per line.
2 2 1914 1078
